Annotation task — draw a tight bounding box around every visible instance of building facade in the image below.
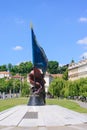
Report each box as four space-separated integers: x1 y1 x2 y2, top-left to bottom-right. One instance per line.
0 71 11 79
44 72 54 93
68 59 87 80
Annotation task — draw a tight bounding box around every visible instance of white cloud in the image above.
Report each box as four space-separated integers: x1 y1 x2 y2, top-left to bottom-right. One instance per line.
77 37 87 44
79 17 87 22
80 52 87 58
13 46 23 51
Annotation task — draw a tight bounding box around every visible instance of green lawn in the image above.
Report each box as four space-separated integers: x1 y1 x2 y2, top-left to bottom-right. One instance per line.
0 98 29 112
47 98 87 113
0 98 87 113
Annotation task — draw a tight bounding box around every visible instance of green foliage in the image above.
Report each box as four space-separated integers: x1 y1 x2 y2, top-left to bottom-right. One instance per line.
21 80 30 96
57 65 68 74
0 78 30 96
82 92 87 97
49 77 66 97
0 60 68 75
47 61 59 74
0 60 87 98
78 78 87 94
0 61 33 76
62 69 68 80
0 65 7 71
0 78 6 92
0 61 33 96
48 77 87 98
7 63 13 72
11 61 33 75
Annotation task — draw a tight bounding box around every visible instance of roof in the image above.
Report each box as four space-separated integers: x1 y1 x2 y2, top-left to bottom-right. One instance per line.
0 71 10 74
12 74 24 79
45 72 63 78
51 74 63 78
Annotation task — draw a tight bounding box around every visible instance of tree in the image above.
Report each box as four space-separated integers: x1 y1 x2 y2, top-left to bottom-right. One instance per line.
62 69 68 80
23 61 33 73
0 78 6 92
0 65 7 71
59 65 68 74
18 62 25 74
78 78 87 96
48 77 65 97
47 61 59 74
10 61 33 75
7 63 13 72
63 82 69 98
21 79 30 96
6 79 14 93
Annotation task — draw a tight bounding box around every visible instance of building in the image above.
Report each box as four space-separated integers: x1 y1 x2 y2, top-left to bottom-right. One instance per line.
0 71 11 79
44 72 54 93
11 74 24 81
68 59 87 80
44 73 63 92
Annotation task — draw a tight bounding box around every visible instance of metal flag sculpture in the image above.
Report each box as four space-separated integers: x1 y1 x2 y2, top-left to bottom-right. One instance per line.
31 27 48 74
27 27 48 106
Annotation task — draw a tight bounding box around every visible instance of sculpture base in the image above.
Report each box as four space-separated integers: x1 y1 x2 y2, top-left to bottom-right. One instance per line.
27 94 45 106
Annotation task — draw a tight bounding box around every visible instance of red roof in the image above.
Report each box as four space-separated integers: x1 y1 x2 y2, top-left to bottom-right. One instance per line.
51 74 63 78
0 71 10 74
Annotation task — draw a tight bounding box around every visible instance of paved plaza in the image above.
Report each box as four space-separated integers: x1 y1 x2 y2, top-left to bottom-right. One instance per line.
0 105 87 130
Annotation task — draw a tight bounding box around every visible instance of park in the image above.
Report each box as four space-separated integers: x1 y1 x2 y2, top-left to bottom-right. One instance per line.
0 26 87 130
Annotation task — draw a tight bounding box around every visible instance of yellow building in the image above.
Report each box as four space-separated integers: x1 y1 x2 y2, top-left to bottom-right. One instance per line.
68 59 87 80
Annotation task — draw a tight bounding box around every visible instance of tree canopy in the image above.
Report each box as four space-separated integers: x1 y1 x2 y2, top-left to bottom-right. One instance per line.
0 61 68 75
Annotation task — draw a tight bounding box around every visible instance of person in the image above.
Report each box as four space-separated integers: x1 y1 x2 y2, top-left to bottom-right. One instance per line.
29 67 46 104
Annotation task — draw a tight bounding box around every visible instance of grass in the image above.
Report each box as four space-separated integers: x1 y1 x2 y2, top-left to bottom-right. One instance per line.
0 98 87 113
0 97 29 112
46 98 87 113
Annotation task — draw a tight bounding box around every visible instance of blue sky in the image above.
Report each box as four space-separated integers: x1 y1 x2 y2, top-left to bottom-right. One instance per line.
0 0 87 66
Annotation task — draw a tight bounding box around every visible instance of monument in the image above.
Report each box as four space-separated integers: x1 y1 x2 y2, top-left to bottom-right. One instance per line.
27 26 48 106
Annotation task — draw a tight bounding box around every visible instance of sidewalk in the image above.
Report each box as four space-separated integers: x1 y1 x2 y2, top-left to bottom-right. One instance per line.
74 100 87 109
0 105 87 129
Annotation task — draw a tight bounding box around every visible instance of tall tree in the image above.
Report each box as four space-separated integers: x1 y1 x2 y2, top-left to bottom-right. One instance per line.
8 63 13 72
0 65 7 71
47 61 59 74
62 69 68 80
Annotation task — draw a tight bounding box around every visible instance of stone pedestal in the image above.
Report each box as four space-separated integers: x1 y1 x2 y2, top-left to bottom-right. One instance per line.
27 94 44 106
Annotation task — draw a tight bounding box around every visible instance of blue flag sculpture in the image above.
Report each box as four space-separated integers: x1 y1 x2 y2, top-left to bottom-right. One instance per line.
31 27 48 74
27 27 48 106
